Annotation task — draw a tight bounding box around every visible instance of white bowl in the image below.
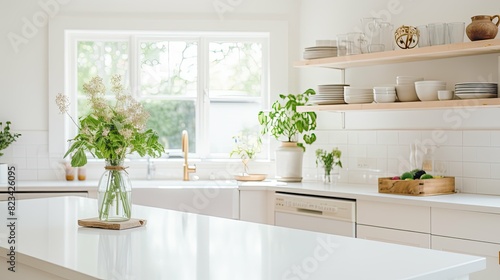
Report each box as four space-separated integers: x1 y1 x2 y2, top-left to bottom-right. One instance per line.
396 76 423 85
395 84 419 102
415 81 446 101
374 93 397 103
374 89 396 94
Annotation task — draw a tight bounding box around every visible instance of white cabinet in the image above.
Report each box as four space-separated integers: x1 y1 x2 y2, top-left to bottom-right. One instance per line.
431 207 500 279
239 189 273 224
357 225 431 248
356 200 431 248
132 187 239 219
432 235 500 280
0 192 88 201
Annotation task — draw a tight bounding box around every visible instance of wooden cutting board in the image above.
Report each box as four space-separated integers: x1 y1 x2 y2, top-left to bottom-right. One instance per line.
78 217 147 230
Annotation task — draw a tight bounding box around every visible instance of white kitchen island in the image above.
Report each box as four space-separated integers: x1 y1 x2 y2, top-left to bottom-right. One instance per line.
0 197 485 280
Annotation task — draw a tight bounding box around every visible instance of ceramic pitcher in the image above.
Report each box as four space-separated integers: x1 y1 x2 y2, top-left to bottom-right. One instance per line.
466 15 499 41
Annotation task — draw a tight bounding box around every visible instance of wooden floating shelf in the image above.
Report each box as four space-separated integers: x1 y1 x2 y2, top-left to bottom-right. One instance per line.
295 39 500 69
297 98 500 113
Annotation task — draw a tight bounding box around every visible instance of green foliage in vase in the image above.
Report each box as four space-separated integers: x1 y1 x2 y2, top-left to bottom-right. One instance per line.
56 75 165 167
316 148 343 175
258 89 317 151
0 121 21 157
229 130 262 174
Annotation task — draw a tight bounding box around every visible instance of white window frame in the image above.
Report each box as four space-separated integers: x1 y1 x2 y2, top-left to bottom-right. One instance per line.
48 15 290 163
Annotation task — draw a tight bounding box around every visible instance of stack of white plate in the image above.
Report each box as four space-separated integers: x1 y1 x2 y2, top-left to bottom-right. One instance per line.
454 82 498 99
344 87 374 104
309 84 348 105
373 86 397 103
303 46 338 59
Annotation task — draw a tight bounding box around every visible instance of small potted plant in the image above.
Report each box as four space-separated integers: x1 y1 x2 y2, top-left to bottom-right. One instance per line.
316 148 343 184
0 121 21 185
258 89 317 182
229 130 262 178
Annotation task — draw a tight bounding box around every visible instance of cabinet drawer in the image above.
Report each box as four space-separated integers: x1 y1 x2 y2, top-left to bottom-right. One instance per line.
357 200 430 233
432 235 499 280
357 224 431 248
432 208 500 244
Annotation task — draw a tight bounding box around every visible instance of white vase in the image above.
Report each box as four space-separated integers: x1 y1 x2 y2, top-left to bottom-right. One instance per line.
0 163 8 185
275 142 304 182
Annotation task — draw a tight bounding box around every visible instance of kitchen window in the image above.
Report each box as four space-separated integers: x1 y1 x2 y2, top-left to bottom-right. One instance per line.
66 31 269 159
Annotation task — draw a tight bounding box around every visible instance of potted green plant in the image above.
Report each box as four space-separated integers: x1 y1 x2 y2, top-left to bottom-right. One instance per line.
316 148 342 184
0 121 21 185
258 89 317 182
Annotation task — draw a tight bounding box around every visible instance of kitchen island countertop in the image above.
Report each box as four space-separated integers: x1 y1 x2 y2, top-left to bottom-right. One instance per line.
0 197 485 280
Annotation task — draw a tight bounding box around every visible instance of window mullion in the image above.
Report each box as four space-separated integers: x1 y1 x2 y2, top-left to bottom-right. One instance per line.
129 35 139 98
197 37 210 158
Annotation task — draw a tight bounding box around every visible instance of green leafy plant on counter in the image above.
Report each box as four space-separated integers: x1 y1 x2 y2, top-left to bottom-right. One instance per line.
0 121 21 157
257 89 317 151
315 148 343 176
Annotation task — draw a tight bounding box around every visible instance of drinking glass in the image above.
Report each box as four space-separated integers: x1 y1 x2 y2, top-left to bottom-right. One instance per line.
428 23 446 45
336 34 348 56
417 25 429 47
361 17 382 45
376 22 394 51
346 32 366 55
447 22 465 43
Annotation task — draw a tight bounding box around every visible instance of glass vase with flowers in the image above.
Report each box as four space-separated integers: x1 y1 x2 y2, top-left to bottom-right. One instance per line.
315 148 343 184
56 75 164 221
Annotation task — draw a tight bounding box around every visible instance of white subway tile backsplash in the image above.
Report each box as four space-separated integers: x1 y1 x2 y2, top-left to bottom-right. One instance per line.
348 131 359 144
366 145 387 158
461 177 477 193
448 162 463 178
421 130 462 146
377 131 398 145
347 145 367 157
462 162 490 178
462 147 477 162
330 130 348 144
491 131 500 147
314 130 330 144
433 146 462 161
358 131 377 145
476 179 500 196
463 131 491 147
398 131 422 145
490 164 500 179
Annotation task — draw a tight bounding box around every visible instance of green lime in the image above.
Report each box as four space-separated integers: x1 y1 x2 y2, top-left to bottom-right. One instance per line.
420 174 433 180
401 172 413 180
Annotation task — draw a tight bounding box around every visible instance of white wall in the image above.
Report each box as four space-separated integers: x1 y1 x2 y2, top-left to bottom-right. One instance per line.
0 0 301 181
298 0 500 195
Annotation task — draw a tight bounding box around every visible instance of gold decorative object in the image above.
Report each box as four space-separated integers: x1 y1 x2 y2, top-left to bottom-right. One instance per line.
395 25 420 49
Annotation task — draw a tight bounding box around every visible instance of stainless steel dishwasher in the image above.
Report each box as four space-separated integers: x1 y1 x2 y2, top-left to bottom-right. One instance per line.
274 192 356 237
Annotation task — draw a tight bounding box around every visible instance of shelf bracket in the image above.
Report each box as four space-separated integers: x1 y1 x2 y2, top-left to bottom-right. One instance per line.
341 112 345 129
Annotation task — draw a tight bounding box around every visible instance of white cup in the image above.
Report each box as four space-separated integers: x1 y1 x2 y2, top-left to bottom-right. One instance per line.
438 90 454 100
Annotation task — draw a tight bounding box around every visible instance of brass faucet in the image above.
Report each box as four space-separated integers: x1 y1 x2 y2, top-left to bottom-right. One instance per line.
181 130 196 181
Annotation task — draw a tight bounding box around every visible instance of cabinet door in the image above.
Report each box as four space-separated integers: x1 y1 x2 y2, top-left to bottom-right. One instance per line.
357 224 431 248
432 235 500 280
357 200 431 233
132 188 239 219
432 208 500 244
239 190 272 224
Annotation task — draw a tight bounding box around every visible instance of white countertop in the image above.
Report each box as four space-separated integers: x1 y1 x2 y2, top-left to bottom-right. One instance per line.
0 197 485 280
5 179 500 214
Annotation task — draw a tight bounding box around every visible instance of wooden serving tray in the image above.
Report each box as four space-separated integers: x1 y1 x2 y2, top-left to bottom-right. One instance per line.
378 176 455 196
78 218 147 230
